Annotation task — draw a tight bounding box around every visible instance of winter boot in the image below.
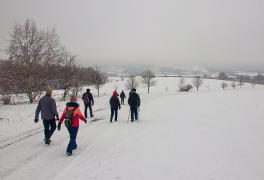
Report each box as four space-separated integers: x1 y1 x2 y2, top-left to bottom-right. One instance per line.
44 138 51 145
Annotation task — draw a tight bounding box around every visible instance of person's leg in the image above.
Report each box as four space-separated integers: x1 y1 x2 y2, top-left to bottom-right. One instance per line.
42 120 49 141
66 127 79 155
47 119 56 140
114 109 118 121
135 107 138 120
84 104 88 118
130 107 135 121
110 107 114 122
89 104 93 117
72 127 78 150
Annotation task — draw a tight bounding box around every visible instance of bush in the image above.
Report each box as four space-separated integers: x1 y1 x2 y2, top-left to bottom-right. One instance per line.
1 94 12 105
179 84 193 92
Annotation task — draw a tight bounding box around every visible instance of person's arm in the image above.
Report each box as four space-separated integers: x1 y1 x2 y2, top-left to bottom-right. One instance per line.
35 101 41 122
118 98 121 109
58 109 67 124
90 94 94 105
76 109 87 122
138 95 141 107
51 98 59 119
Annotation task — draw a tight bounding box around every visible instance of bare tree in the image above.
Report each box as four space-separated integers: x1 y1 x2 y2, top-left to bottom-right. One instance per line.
178 76 185 91
250 76 256 88
141 70 156 94
231 81 236 89
125 75 139 90
237 75 244 88
77 67 96 86
192 75 203 91
221 81 228 90
218 72 228 80
57 52 77 101
0 60 15 104
254 73 264 84
7 20 61 103
91 66 108 96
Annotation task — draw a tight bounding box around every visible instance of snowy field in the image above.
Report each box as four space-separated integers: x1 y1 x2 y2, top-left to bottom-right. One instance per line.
0 77 264 180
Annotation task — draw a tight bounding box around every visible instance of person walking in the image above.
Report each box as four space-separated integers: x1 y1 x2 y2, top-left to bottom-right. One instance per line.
82 88 94 118
120 90 126 105
57 96 87 156
35 86 59 145
109 90 121 122
128 88 141 122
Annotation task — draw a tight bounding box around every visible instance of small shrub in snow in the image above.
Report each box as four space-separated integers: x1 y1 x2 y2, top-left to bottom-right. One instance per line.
179 84 193 92
231 81 236 89
221 82 228 90
1 94 12 105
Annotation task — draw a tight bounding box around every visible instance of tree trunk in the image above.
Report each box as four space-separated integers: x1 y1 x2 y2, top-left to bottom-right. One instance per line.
148 85 150 94
97 88 100 97
63 89 67 101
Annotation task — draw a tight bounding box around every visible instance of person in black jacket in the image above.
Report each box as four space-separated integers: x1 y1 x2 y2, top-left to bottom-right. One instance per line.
82 89 94 118
120 90 126 105
35 86 59 145
128 88 141 122
109 90 121 122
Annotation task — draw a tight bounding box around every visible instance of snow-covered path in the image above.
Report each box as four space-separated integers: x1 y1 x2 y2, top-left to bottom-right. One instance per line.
1 87 264 180
54 90 264 180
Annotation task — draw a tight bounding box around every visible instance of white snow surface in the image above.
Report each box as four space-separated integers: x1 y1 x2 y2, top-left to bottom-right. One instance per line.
0 77 264 180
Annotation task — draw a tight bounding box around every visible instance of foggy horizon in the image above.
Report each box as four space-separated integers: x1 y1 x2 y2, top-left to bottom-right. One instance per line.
1 0 264 71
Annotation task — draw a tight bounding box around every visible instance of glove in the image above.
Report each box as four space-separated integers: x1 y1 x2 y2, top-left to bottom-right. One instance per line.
84 119 87 123
34 118 39 123
119 106 121 110
92 102 94 106
55 117 59 121
57 123 61 131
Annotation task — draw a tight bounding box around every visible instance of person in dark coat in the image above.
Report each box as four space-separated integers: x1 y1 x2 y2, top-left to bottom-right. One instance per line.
82 88 94 118
128 88 141 122
120 90 126 105
109 90 121 122
35 86 59 145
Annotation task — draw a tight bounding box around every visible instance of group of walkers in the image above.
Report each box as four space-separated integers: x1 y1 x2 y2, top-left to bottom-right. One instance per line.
109 88 141 122
34 86 141 156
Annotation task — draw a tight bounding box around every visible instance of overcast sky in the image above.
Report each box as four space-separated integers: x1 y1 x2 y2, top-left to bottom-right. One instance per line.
0 0 264 70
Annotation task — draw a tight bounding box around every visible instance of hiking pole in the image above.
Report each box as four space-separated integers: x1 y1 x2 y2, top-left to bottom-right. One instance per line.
137 106 140 122
127 109 130 123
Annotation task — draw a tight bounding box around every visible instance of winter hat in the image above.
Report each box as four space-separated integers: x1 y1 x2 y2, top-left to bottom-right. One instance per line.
86 88 90 92
46 86 53 95
132 88 136 92
70 96 77 102
113 90 118 97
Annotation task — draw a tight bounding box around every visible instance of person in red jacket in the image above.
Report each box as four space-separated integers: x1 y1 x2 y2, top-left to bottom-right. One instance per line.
58 96 87 156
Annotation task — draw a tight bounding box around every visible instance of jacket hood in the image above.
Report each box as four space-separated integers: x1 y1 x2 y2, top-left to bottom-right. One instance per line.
66 102 79 108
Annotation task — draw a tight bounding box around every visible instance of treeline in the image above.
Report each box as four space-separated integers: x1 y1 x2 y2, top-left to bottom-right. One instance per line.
0 20 107 104
217 72 264 86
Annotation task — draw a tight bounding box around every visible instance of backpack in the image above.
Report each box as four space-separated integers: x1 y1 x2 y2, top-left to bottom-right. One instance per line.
82 93 89 104
64 108 77 127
